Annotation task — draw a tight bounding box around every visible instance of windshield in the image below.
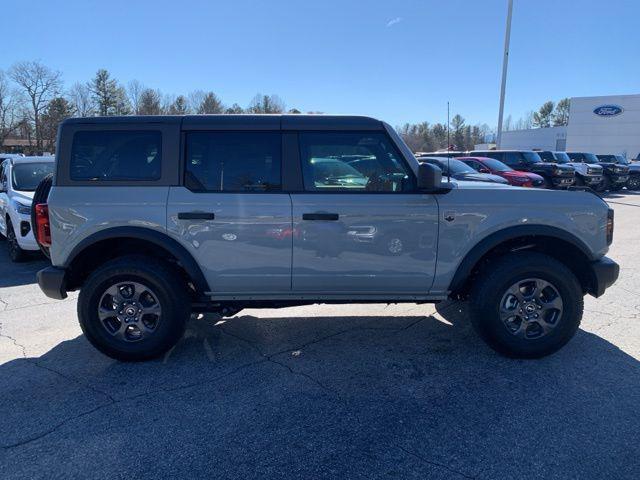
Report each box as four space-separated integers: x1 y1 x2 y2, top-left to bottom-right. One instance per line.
478 158 512 172
553 152 571 163
428 158 475 175
537 151 556 162
312 159 364 178
11 162 54 192
615 155 629 165
522 151 542 163
581 153 599 164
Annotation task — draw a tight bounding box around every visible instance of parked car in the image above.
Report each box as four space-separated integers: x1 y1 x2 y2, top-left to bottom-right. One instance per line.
597 154 640 190
469 150 575 189
415 156 509 184
37 114 618 361
567 152 629 191
415 151 465 158
458 156 544 187
0 156 55 261
537 151 603 189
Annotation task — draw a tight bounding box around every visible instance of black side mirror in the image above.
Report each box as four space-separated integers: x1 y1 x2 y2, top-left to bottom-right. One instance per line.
417 163 443 191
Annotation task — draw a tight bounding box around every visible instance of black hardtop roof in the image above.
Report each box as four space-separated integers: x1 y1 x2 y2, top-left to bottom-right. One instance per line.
61 114 385 131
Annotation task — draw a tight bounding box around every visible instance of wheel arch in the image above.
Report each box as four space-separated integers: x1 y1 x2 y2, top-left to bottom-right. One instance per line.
63 226 209 295
449 225 596 296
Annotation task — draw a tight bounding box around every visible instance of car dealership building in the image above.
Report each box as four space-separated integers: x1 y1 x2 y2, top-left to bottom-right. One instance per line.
501 94 640 159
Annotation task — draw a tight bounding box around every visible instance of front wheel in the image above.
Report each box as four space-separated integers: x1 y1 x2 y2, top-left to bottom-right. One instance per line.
470 252 583 358
627 174 640 191
78 256 190 361
7 219 27 262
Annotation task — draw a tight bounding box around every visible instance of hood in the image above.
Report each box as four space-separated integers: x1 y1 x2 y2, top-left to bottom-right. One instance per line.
502 170 544 181
11 190 34 204
626 164 640 173
454 172 509 184
452 180 516 190
567 162 602 175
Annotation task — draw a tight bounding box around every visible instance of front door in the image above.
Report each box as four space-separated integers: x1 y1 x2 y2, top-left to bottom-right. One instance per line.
291 132 438 295
167 131 292 294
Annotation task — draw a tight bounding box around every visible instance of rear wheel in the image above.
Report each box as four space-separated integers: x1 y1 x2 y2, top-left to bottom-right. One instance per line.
78 256 190 361
6 219 27 262
470 252 583 358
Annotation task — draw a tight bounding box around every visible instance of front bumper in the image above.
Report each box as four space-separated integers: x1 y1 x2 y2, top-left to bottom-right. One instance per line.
611 175 629 184
589 256 619 298
583 175 603 185
37 266 68 300
551 176 575 188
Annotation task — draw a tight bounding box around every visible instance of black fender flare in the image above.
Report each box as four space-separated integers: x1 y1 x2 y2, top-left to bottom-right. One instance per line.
449 224 595 293
63 226 210 293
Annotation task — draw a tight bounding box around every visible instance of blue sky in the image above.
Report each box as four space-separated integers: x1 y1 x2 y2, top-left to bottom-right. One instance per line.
3 0 639 127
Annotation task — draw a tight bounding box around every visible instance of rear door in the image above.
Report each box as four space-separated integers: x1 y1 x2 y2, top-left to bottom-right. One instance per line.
167 129 292 295
0 160 8 235
290 131 438 295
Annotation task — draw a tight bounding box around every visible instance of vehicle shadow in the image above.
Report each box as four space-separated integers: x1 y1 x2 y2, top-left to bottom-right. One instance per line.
0 241 48 288
1 306 639 478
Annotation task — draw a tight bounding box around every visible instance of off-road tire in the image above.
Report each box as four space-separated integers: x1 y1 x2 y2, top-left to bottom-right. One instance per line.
627 174 640 191
78 255 190 361
6 219 27 262
470 252 583 358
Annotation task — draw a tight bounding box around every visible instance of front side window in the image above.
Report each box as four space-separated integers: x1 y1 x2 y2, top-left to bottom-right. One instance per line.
71 131 161 181
299 132 414 192
185 132 281 192
11 162 54 192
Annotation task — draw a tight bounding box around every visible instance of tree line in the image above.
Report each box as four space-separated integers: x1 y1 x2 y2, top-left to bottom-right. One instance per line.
504 98 570 131
398 115 492 152
0 60 308 153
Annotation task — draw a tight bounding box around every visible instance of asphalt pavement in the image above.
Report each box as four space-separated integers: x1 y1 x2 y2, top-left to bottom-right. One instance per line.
1 192 639 479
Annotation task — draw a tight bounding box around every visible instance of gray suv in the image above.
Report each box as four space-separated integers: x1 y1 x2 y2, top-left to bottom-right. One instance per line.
36 115 619 361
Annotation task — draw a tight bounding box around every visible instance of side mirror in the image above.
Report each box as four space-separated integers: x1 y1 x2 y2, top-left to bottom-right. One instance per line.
417 163 443 191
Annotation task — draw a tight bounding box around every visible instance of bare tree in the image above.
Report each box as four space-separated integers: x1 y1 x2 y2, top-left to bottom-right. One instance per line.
9 61 62 151
0 71 22 148
248 93 285 113
127 79 145 115
68 82 94 117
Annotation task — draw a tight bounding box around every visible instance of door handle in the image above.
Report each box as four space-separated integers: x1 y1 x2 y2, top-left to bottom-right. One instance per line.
177 212 215 220
302 213 339 221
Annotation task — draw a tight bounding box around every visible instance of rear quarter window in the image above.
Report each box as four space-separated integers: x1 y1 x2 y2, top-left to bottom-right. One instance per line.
70 131 162 181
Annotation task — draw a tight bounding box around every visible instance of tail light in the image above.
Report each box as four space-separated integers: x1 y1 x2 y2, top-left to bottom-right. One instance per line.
606 208 614 245
34 203 51 247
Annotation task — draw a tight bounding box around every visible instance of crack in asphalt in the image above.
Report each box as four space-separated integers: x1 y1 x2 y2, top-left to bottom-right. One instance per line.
396 445 477 479
2 315 424 450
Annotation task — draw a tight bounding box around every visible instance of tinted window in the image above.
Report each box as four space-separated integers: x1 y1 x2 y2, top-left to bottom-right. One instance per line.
522 152 542 163
299 132 413 192
479 158 512 172
425 158 475 175
71 131 161 181
12 162 54 191
538 151 555 162
185 132 281 192
502 152 522 167
553 152 571 163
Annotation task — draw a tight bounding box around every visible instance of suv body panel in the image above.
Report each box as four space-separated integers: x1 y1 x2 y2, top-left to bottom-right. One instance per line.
42 115 615 303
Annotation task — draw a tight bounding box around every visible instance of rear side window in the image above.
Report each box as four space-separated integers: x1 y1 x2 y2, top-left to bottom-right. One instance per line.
70 131 162 181
185 132 282 192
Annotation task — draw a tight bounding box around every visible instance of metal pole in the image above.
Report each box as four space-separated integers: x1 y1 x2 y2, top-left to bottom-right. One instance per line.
496 0 513 148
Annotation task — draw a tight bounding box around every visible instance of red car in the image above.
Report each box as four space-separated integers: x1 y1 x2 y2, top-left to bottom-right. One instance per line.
458 156 544 188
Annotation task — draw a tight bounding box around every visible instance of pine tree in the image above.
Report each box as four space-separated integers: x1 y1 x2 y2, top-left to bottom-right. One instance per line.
168 95 189 115
553 98 570 126
89 69 120 116
532 101 555 128
138 89 162 115
197 92 224 114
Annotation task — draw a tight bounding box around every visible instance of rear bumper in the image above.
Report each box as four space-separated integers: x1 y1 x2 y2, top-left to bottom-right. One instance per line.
37 266 68 300
589 256 619 298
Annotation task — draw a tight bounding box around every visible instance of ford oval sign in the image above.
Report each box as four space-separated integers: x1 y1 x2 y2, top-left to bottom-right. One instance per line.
593 104 623 117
